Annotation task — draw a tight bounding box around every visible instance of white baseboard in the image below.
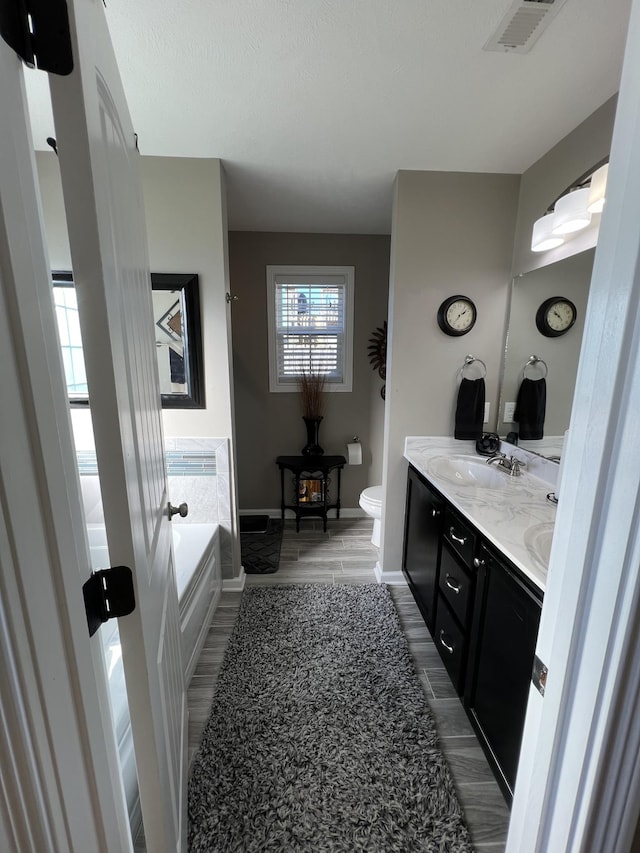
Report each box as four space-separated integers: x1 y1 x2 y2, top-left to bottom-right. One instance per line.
223 568 246 591
375 562 406 585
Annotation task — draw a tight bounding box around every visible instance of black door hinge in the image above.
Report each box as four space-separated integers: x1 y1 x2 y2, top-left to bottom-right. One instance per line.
0 0 73 75
83 566 135 637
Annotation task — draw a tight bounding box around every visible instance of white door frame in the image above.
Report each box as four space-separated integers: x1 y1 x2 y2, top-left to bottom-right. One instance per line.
0 41 131 852
508 1 640 849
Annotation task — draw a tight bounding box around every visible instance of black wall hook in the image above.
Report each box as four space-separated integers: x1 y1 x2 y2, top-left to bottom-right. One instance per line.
46 136 58 156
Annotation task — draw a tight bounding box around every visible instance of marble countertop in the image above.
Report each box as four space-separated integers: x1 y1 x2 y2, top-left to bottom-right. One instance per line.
404 437 558 592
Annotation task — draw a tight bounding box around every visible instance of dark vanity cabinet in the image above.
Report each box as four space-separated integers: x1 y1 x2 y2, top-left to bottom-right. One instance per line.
402 464 543 803
402 466 444 633
434 509 477 694
465 543 542 800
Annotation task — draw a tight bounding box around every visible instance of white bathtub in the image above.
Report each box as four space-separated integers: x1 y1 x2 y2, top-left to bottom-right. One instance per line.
172 522 221 682
86 521 221 829
87 521 218 596
172 522 217 598
87 521 220 676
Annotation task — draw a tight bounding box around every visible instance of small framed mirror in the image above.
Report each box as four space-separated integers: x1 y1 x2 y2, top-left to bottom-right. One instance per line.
52 270 205 408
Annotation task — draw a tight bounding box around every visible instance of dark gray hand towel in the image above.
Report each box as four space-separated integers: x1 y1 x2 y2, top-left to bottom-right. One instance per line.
514 378 546 440
454 378 485 440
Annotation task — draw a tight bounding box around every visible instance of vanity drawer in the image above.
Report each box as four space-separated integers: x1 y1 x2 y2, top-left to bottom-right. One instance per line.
435 598 466 694
444 508 476 568
439 545 473 628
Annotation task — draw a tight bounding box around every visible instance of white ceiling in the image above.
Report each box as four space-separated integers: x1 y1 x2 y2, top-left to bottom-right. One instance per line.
24 0 631 234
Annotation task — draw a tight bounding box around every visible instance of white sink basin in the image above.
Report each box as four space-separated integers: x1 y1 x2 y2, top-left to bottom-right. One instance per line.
426 455 510 489
524 522 554 572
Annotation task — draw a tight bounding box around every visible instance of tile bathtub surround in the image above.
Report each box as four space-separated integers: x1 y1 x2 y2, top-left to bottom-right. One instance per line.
77 439 229 523
165 437 234 577
185 518 509 852
77 438 235 579
404 436 556 591
165 450 216 477
165 440 220 522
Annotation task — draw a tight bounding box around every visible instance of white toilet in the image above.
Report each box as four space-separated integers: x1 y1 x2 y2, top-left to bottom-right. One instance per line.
359 485 383 548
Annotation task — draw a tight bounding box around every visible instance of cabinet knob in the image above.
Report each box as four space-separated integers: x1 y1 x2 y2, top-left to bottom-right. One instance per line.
473 557 485 568
432 508 440 518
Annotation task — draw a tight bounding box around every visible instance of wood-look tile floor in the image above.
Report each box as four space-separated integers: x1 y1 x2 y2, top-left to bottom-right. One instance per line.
181 517 510 851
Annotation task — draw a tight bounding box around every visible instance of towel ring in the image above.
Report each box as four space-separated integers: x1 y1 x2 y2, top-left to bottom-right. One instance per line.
523 355 548 379
459 354 487 380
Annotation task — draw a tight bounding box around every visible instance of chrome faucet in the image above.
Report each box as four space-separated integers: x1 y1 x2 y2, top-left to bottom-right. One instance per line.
486 453 526 477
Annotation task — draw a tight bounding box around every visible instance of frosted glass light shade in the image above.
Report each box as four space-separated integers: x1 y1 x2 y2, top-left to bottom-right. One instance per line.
587 163 609 214
552 188 592 235
531 212 565 252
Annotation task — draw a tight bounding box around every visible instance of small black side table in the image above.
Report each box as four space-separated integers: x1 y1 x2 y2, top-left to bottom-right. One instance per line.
276 455 347 532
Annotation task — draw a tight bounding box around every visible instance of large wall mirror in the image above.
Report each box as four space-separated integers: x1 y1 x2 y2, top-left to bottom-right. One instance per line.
53 271 204 408
498 248 595 454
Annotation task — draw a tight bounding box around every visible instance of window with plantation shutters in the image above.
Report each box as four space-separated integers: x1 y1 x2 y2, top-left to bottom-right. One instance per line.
267 266 354 392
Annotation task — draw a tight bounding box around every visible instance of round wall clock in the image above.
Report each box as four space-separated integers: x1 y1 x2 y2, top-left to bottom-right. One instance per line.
535 296 577 337
437 295 477 336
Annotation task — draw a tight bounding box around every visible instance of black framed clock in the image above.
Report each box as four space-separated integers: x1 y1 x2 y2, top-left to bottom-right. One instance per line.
535 296 577 337
437 295 477 336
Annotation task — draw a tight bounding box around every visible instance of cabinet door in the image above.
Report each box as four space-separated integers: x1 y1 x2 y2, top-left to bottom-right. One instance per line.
402 467 443 634
467 545 542 798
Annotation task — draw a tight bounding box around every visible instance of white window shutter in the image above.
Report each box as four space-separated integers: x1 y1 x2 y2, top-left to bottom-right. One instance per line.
267 266 354 392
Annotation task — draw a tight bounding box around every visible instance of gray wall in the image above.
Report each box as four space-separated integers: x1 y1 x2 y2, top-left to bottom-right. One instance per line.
511 96 617 277
379 98 617 577
228 232 390 510
36 152 242 579
36 152 235 437
140 157 237 442
381 171 521 575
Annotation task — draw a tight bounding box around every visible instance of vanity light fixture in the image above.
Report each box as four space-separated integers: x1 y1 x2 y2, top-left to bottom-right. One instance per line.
531 212 565 253
530 159 609 252
551 187 592 235
587 162 609 213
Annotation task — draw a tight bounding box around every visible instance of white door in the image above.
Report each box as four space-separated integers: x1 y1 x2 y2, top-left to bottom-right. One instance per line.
46 0 187 850
0 36 133 853
507 1 640 849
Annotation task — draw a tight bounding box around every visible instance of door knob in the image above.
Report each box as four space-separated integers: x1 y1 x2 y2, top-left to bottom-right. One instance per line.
168 502 188 519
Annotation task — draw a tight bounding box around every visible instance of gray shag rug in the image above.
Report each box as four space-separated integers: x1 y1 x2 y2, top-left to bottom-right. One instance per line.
188 584 473 852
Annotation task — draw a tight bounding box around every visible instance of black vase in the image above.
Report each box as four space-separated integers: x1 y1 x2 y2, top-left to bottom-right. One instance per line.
302 416 324 456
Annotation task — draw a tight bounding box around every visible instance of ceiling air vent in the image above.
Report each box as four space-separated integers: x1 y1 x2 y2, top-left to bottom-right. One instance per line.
484 0 568 54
